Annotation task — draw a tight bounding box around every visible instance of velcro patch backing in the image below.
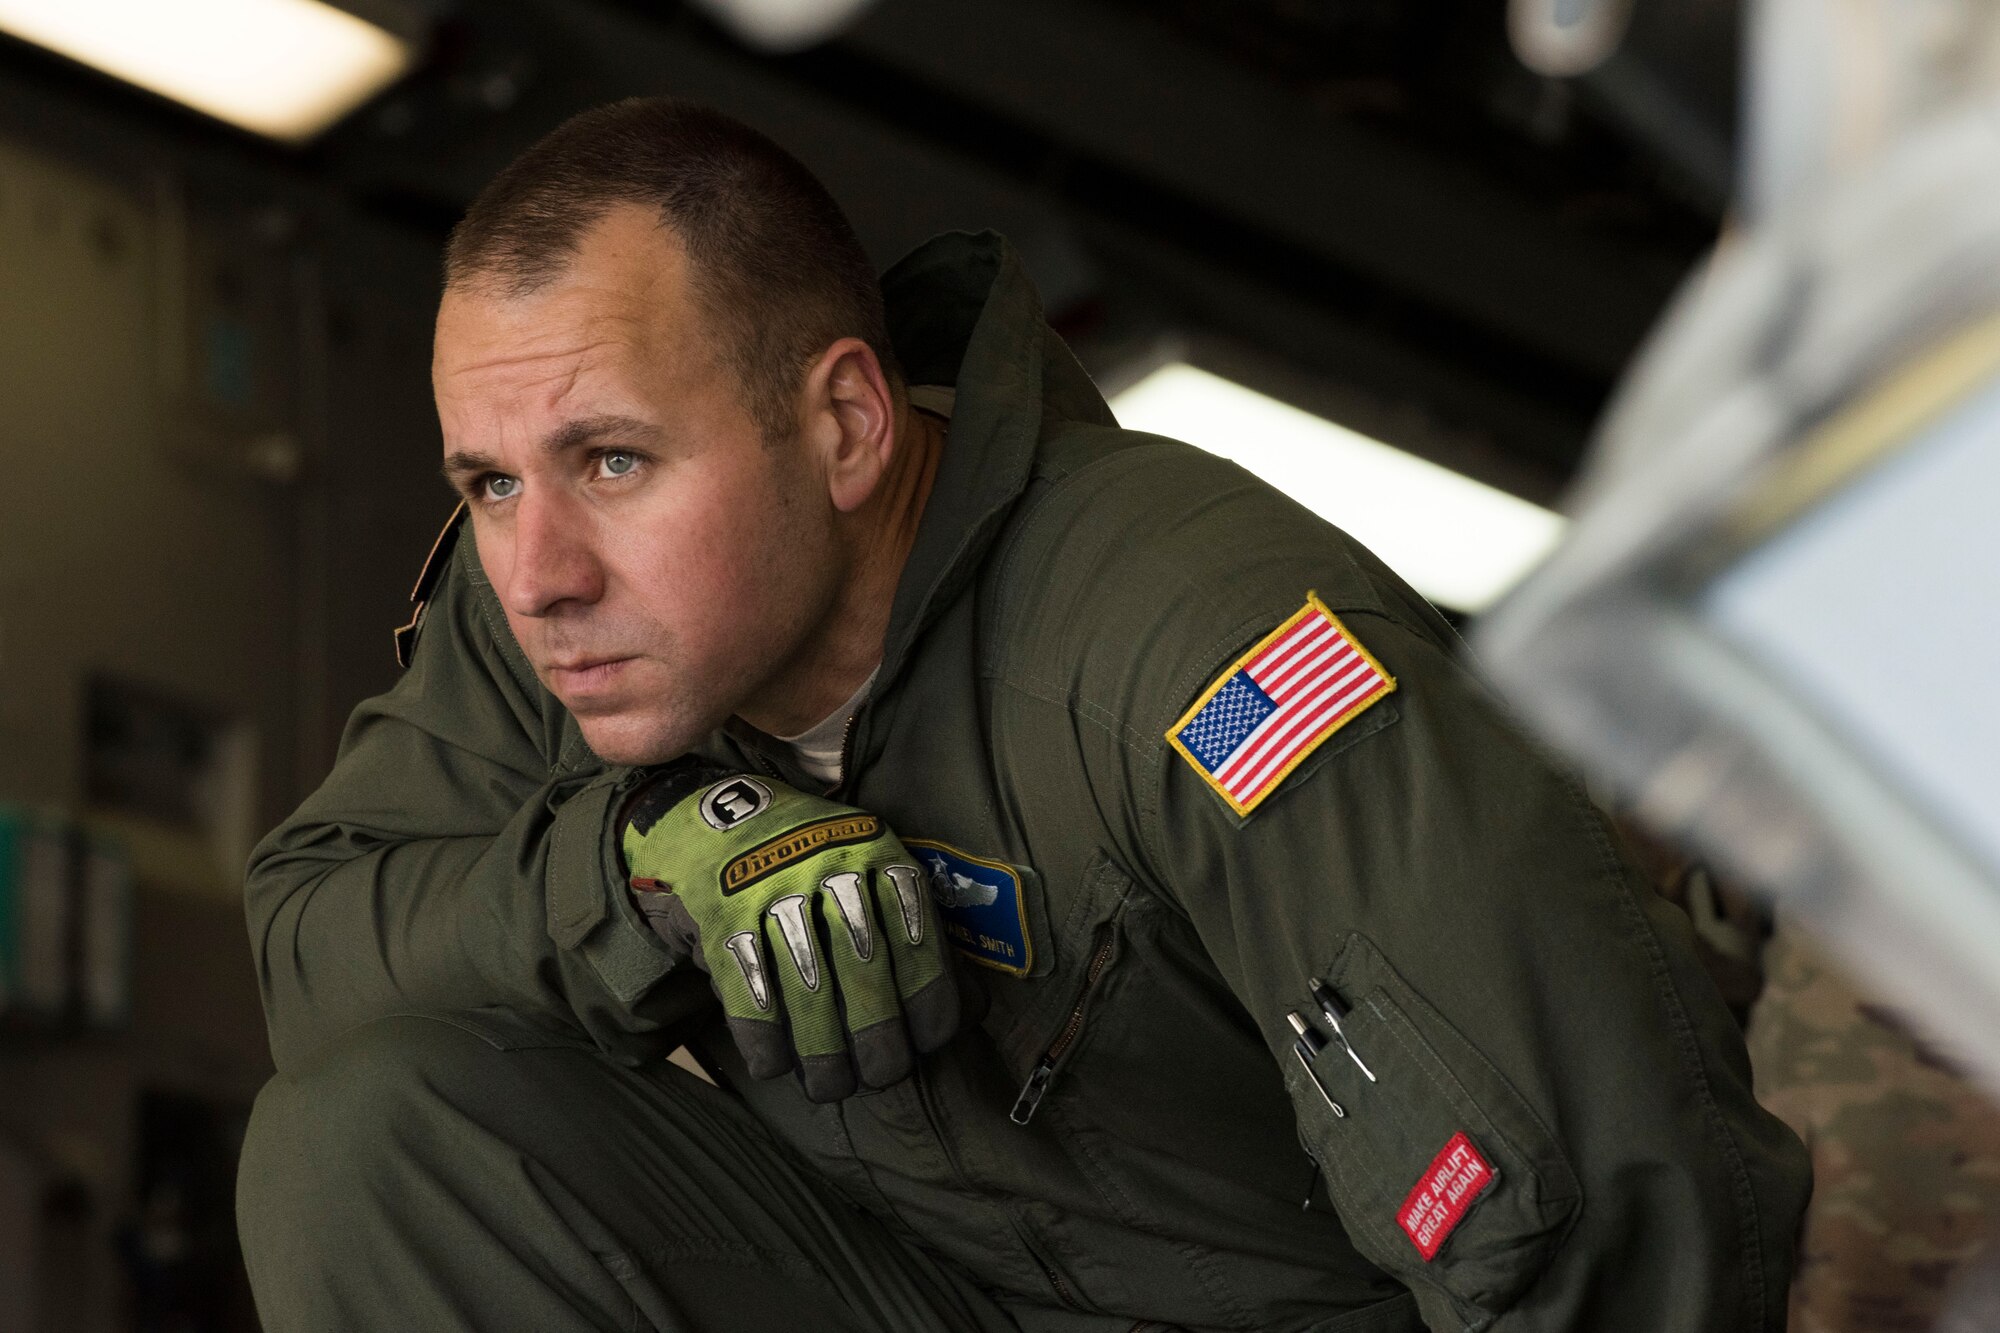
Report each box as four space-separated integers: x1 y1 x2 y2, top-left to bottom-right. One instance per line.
1397 1131 1496 1261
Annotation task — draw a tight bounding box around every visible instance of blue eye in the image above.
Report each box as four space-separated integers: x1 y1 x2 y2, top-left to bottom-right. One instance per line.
600 451 638 478
483 474 520 501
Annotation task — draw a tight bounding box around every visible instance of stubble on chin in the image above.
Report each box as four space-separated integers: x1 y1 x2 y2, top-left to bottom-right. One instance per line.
569 675 719 768
575 711 686 768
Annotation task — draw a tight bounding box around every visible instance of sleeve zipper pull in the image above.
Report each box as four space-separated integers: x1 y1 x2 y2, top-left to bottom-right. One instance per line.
1010 1057 1057 1124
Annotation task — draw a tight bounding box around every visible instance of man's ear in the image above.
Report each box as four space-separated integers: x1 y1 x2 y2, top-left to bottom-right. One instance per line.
802 338 898 513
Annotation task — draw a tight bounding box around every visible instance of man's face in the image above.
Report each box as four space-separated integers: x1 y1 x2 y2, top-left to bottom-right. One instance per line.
433 206 840 765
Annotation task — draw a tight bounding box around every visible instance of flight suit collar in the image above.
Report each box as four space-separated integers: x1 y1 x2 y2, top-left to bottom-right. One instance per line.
875 230 1046 686
721 230 1110 779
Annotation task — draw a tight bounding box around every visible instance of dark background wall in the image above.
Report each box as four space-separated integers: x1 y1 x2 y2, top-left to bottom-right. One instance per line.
0 116 446 1332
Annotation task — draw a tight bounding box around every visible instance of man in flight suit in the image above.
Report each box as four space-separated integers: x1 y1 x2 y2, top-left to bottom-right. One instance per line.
237 98 1811 1331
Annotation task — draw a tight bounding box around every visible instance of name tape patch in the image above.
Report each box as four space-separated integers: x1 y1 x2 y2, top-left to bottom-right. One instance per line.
721 815 881 895
904 839 1032 976
1167 593 1395 816
1397 1131 1496 1261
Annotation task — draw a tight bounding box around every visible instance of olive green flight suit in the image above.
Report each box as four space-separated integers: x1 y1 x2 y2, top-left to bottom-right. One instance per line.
239 231 1810 1332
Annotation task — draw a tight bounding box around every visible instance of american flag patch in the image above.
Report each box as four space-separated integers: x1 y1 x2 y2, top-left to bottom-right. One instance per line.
1166 594 1395 816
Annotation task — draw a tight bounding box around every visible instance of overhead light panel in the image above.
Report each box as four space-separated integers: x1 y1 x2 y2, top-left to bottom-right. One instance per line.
0 0 414 144
1110 363 1565 614
690 0 884 51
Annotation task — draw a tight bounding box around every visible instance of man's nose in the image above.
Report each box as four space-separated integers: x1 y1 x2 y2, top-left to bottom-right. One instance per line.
502 491 604 618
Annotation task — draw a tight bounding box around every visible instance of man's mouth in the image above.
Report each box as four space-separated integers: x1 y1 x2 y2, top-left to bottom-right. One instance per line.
546 656 636 697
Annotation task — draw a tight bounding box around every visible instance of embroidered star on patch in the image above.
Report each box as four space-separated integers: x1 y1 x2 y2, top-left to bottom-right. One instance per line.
1166 593 1395 816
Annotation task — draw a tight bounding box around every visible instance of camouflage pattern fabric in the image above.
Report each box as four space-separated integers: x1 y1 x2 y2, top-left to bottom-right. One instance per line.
1748 922 2000 1332
1935 1245 2000 1333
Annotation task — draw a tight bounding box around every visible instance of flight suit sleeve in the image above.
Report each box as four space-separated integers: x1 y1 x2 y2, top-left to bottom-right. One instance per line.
246 528 707 1073
1014 439 1810 1330
1138 607 1811 1330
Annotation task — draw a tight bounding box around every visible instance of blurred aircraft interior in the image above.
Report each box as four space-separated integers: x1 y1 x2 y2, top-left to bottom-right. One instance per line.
0 1 1991 1329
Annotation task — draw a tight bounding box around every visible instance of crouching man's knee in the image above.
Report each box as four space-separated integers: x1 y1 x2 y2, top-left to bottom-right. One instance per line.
236 1011 1018 1333
241 1013 526 1227
237 1012 632 1329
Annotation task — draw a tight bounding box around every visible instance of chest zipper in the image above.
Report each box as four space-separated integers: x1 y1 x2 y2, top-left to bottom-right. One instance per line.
1009 929 1118 1125
1041 1256 1087 1312
829 709 861 797
832 708 1092 1318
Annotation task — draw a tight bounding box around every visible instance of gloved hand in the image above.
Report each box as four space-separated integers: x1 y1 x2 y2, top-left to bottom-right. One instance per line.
620 758 960 1101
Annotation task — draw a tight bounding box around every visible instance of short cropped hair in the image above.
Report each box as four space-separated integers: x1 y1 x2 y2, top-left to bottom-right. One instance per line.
444 97 898 441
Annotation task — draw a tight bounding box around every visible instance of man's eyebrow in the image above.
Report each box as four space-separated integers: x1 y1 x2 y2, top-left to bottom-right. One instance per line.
540 413 660 455
439 415 661 488
441 449 498 487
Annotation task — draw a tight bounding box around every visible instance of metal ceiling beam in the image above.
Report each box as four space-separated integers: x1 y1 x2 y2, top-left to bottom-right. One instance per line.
841 0 1693 382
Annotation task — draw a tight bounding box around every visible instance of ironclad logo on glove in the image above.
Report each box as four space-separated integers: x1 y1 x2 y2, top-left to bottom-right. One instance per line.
722 812 883 893
619 758 961 1103
698 777 772 829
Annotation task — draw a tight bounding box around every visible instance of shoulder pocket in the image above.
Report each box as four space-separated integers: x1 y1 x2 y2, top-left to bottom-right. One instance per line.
1289 932 1580 1327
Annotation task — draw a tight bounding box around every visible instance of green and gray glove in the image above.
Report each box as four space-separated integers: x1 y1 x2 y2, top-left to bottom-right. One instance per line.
620 758 959 1101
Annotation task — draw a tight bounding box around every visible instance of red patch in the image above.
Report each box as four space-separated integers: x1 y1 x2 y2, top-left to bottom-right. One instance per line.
1397 1132 1496 1261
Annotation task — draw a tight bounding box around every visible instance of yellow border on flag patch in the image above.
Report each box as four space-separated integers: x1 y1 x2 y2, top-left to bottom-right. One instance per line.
1165 592 1396 816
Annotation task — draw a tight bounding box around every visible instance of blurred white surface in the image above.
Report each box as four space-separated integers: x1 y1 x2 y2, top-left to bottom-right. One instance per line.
1111 362 1565 614
1708 380 2000 878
